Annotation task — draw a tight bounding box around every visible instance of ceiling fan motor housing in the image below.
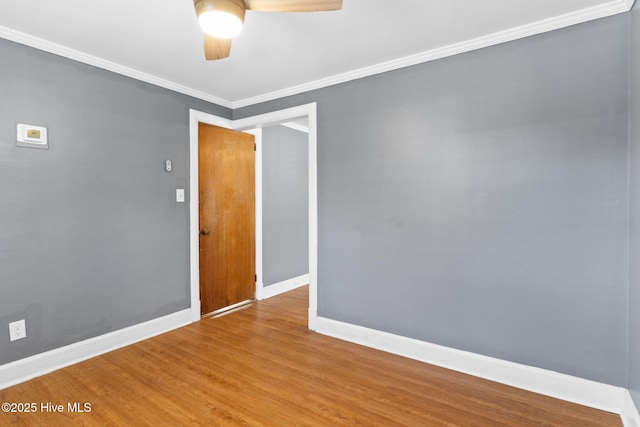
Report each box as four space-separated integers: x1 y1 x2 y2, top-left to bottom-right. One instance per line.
194 0 246 24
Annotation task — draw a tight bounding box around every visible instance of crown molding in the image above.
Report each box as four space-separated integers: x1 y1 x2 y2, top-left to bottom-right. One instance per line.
0 26 233 109
0 0 635 110
231 0 635 108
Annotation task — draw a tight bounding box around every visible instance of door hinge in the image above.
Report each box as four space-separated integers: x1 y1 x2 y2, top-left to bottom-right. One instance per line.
254 143 256 151
255 274 257 282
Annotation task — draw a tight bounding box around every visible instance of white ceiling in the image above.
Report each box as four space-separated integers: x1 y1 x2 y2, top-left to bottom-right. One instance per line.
0 0 634 108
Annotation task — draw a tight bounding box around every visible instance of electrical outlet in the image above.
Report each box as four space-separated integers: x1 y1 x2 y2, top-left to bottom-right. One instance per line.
9 319 26 342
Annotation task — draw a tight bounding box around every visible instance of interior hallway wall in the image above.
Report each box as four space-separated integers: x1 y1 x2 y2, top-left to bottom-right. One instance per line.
262 125 309 286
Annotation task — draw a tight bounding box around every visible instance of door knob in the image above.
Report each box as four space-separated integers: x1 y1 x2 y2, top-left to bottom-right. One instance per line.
200 228 210 236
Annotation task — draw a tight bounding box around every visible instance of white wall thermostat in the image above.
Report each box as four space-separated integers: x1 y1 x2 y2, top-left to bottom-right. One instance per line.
17 123 48 150
165 160 173 172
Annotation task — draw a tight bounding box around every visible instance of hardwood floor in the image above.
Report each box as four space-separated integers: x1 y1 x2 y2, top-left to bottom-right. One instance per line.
0 286 621 426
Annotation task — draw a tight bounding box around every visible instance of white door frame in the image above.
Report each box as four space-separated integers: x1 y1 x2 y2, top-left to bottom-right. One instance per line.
188 103 318 330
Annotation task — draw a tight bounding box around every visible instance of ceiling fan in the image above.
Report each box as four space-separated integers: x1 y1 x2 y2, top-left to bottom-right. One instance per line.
193 0 343 60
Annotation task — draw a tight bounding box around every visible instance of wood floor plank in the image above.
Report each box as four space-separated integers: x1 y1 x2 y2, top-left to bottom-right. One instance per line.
0 286 622 426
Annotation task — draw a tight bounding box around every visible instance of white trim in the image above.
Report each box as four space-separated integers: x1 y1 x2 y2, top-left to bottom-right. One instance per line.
308 308 318 331
0 27 232 109
315 316 627 415
1 1 633 110
622 390 640 427
261 274 309 300
231 0 634 108
234 103 319 331
0 309 191 390
281 122 310 134
188 103 318 329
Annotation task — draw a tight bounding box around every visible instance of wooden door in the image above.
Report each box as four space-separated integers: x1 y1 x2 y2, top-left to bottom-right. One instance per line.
199 123 256 315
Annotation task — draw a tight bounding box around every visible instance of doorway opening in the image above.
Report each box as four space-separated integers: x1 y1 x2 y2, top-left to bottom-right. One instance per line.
259 121 310 300
188 103 318 330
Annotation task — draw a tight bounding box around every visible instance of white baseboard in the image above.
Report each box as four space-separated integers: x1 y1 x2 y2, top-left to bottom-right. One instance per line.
308 308 318 332
255 281 265 301
0 309 192 390
622 390 640 427
261 274 309 300
315 316 626 415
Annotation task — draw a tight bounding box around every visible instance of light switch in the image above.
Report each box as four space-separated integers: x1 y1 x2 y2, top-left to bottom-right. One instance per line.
176 189 185 203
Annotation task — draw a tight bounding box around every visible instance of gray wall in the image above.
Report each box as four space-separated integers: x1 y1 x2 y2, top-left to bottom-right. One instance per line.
0 38 230 364
236 14 631 386
1 4 637 396
262 125 309 286
630 1 640 408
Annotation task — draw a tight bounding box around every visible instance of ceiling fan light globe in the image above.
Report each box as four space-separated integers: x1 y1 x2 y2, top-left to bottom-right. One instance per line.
199 11 243 38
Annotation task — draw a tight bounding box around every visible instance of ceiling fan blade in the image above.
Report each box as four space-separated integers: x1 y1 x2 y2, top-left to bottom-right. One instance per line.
204 35 232 60
244 0 342 12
